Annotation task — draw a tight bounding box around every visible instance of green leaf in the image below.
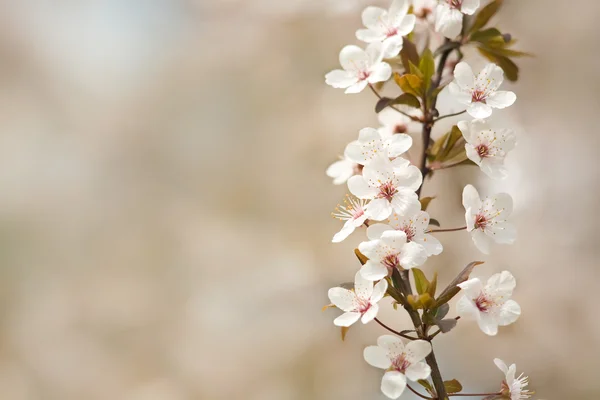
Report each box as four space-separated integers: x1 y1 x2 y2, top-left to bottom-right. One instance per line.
437 125 463 161
394 73 424 97
420 196 435 211
470 27 502 42
468 0 503 34
341 326 350 341
375 97 395 113
428 272 438 297
418 380 435 396
409 61 424 79
444 379 463 394
435 261 484 307
429 218 441 227
419 49 435 90
392 93 421 109
433 40 460 57
354 248 368 265
478 47 519 81
412 268 430 295
433 303 450 320
400 38 419 72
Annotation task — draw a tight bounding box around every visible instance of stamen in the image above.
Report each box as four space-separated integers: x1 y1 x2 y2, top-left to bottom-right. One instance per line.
377 181 398 201
332 195 367 221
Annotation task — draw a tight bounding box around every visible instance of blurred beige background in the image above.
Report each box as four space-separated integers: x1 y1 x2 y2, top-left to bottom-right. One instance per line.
0 0 597 399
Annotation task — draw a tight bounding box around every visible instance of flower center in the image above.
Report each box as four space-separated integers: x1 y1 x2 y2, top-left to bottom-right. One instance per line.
415 8 432 19
446 0 462 9
332 196 367 222
385 27 398 38
474 293 494 312
400 225 416 241
476 144 489 158
377 181 398 201
391 353 411 373
358 70 371 81
471 89 487 103
356 298 372 313
382 253 400 269
474 214 488 229
394 124 407 134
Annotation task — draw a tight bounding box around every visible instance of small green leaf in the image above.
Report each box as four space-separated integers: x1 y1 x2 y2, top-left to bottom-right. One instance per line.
428 272 438 297
478 47 519 81
394 73 424 97
341 326 350 341
437 125 464 161
444 379 463 394
419 49 435 90
392 93 421 109
468 0 503 34
429 218 441 227
412 268 430 295
418 380 435 396
420 196 435 211
470 27 502 42
375 97 395 113
409 61 424 79
435 261 484 306
354 248 368 265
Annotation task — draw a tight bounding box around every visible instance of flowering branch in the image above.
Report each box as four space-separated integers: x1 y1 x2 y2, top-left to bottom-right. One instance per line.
323 1 533 399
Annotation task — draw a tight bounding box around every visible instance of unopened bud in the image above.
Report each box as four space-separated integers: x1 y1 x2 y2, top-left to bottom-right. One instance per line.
502 33 512 43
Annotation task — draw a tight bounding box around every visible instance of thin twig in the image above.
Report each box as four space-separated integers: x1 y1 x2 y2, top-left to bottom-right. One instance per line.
368 84 421 122
433 110 466 122
426 226 467 233
407 384 433 399
449 392 502 397
374 318 418 340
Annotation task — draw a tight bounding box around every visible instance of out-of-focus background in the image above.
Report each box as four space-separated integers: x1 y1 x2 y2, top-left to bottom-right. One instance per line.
0 0 597 399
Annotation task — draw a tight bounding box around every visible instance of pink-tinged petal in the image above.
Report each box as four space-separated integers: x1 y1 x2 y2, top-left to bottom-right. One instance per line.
435 5 463 39
395 14 416 36
391 190 421 217
381 371 407 399
471 229 492 254
398 241 427 269
478 63 504 90
354 270 374 299
361 6 387 29
361 260 389 281
386 134 412 157
414 234 443 256
453 62 475 88
361 303 379 323
457 277 484 297
477 313 499 336
366 198 394 221
371 279 388 303
332 220 356 243
487 91 517 109
465 143 483 166
380 230 408 251
488 222 517 244
486 271 516 295
348 175 377 199
367 223 394 240
462 184 481 211
498 300 521 326
467 102 493 119
404 340 432 363
364 345 391 369
368 62 392 84
460 0 480 14
345 79 369 94
325 69 357 89
456 294 479 318
339 45 368 71
405 361 431 381
334 311 362 327
326 159 355 185
494 358 509 375
328 287 356 311
356 28 385 43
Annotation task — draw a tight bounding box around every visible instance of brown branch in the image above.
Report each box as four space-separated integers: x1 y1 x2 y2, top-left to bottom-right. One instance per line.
407 384 434 399
449 392 502 397
374 318 418 340
426 226 467 233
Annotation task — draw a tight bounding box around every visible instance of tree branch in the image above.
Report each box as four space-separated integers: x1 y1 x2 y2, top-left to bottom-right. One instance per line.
374 318 419 340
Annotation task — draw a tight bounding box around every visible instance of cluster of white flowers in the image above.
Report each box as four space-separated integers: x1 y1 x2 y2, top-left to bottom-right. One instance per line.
323 1 532 399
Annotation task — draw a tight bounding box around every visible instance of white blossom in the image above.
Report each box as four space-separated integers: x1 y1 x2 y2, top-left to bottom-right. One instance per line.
494 358 533 400
449 62 516 118
348 155 422 221
458 119 517 180
462 184 516 254
326 141 360 185
413 0 437 24
435 0 480 39
328 271 388 326
356 0 417 58
387 211 443 256
377 107 421 139
456 271 521 336
325 42 392 93
364 335 432 399
331 195 369 243
346 127 412 166
358 227 428 280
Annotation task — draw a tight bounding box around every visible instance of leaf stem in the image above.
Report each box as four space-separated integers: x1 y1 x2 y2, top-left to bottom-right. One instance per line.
374 317 419 340
433 110 466 122
449 392 502 397
407 384 434 399
426 226 467 233
368 84 421 121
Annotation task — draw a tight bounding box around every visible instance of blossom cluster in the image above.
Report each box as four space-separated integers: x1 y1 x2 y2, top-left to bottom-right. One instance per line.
322 1 534 399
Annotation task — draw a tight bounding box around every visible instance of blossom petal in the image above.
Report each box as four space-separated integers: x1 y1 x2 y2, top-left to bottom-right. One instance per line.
366 198 394 221
491 192 514 216
364 155 395 184
456 294 478 317
478 63 504 91
328 287 356 312
354 270 374 299
358 239 380 259
382 35 404 58
498 299 521 326
405 340 432 363
392 190 421 217
488 221 517 244
487 91 517 109
334 311 362 327
339 45 368 72
361 260 389 281
364 345 391 369
414 234 443 256
381 371 407 399
487 271 516 296
458 277 484 297
471 229 492 254
479 157 507 179
494 358 509 375
460 0 480 14
325 69 358 89
348 175 377 199
380 229 408 251
367 223 394 240
368 62 392 84
449 82 473 105
326 159 356 185
361 303 379 323
361 6 387 30
377 334 404 350
405 361 432 381
462 184 481 211
356 28 385 43
453 62 475 88
477 313 499 336
399 241 428 269
387 134 413 158
389 0 409 20
332 220 356 243
371 279 388 303
435 5 463 39
395 14 416 36
467 102 493 119
366 42 385 65
345 79 369 94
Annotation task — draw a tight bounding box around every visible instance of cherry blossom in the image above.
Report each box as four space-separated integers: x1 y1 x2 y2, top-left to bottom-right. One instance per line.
458 119 517 179
325 42 392 93
449 62 517 118
326 140 360 185
331 195 369 243
377 107 421 139
355 0 416 58
387 211 443 256
358 228 428 280
456 271 521 336
327 271 388 326
348 155 422 221
435 0 480 39
462 184 516 254
494 358 533 400
345 127 412 166
363 335 432 399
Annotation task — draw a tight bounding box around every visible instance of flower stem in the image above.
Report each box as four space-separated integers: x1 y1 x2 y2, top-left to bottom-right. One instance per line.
374 317 418 340
426 226 467 233
433 110 466 122
449 392 502 397
407 384 434 399
368 84 421 122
